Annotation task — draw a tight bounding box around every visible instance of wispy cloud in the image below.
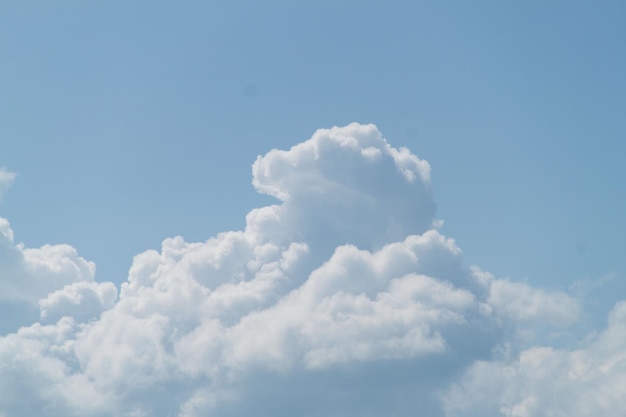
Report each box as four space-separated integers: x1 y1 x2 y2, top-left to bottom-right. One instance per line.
0 169 16 202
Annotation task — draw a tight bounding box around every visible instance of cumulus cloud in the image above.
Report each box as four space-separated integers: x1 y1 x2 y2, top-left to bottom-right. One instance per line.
39 281 118 323
444 301 626 417
471 267 582 328
0 217 98 333
0 124 599 416
0 218 96 303
250 123 436 251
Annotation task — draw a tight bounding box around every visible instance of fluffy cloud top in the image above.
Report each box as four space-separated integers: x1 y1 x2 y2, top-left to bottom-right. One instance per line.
0 218 96 305
0 124 603 417
39 281 117 323
250 123 436 251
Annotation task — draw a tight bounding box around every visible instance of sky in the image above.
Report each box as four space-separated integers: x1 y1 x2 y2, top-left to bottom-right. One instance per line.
1 1 626 416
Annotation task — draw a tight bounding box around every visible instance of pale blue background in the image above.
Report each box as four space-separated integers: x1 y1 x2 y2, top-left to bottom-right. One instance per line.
2 1 625 323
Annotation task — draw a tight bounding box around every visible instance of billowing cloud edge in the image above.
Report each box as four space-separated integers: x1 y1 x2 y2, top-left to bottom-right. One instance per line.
0 123 609 417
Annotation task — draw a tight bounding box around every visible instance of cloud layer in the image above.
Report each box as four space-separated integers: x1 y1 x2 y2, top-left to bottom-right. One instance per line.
0 123 615 416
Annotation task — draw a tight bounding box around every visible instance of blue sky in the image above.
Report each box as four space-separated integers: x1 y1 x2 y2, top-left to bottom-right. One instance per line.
1 2 626 416
2 1 624 289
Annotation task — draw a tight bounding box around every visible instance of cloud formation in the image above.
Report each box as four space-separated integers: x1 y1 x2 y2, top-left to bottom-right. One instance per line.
250 123 436 251
445 301 626 417
0 218 96 303
0 123 607 416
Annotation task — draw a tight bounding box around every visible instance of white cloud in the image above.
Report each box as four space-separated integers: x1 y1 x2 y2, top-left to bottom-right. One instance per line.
0 318 110 416
444 301 626 417
471 267 582 328
251 123 436 251
0 124 598 416
0 218 96 304
0 169 16 202
39 281 118 323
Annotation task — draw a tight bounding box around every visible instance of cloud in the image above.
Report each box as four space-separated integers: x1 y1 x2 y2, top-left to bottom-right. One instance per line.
0 124 595 416
0 218 96 303
39 281 118 323
444 301 626 417
471 267 582 328
0 169 16 202
0 217 97 333
250 123 436 251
